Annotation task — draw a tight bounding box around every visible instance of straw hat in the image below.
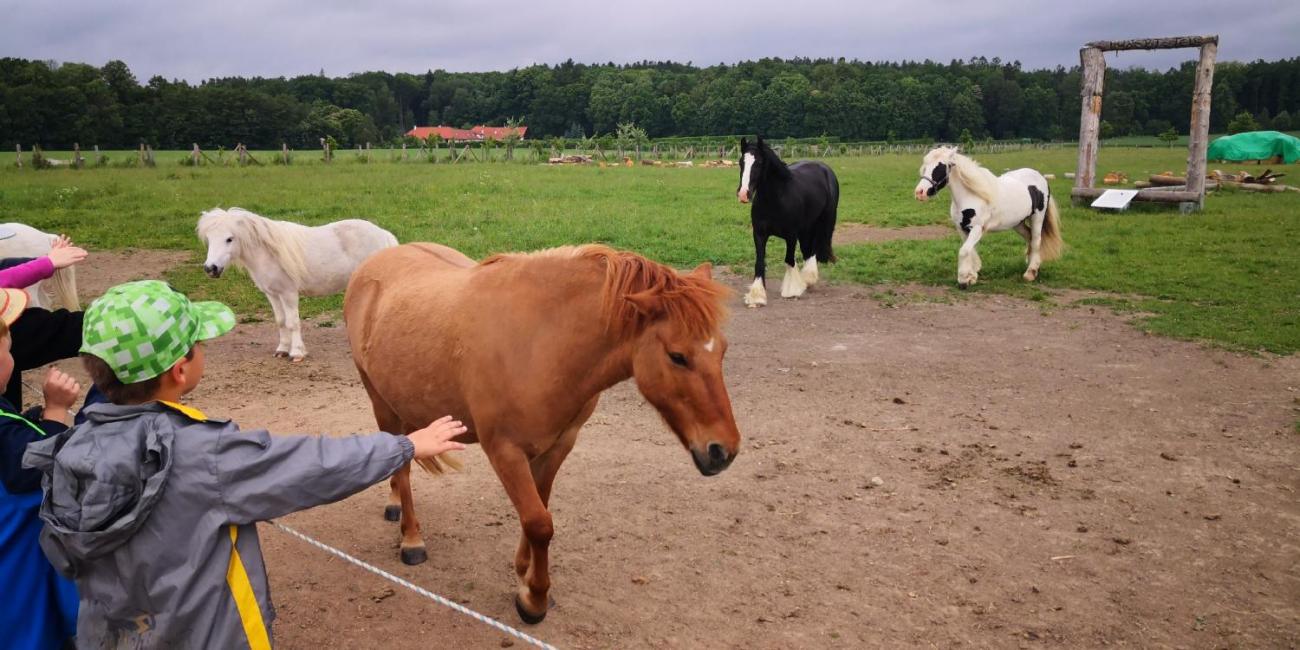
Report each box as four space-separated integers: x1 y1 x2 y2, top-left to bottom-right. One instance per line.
0 288 29 328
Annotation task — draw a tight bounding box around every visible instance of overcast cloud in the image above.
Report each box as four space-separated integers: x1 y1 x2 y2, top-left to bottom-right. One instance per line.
2 0 1296 81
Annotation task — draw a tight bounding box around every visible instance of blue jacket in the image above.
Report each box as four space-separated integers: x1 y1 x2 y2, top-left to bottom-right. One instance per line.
0 396 77 649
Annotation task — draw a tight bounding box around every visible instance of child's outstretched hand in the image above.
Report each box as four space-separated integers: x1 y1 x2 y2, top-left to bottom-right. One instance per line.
42 367 82 425
408 415 468 458
47 236 88 269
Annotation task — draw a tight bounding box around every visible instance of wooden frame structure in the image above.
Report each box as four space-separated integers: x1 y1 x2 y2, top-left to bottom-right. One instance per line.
1071 35 1218 212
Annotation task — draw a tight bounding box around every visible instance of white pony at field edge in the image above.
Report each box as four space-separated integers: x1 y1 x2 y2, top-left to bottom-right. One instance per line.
197 207 397 361
0 223 81 310
914 146 1062 288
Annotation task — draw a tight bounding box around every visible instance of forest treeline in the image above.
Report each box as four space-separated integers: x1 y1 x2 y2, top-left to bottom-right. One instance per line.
2 55 1297 149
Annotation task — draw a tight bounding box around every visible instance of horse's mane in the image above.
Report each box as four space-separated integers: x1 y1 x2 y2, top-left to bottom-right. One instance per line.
755 140 793 181
481 245 731 339
197 207 310 285
937 147 999 206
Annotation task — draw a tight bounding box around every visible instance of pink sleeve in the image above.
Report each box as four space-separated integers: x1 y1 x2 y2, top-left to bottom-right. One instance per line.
0 257 56 289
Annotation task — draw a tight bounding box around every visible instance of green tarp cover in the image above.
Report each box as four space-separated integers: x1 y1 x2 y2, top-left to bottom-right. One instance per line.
1206 130 1300 163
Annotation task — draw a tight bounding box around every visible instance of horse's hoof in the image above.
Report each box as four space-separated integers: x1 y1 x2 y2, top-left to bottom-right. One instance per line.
1023 270 1039 282
273 351 289 358
514 595 554 625
383 505 401 522
290 356 305 363
400 547 427 565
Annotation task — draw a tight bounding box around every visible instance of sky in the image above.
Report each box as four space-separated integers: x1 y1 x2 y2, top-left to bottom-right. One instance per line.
2 0 1297 82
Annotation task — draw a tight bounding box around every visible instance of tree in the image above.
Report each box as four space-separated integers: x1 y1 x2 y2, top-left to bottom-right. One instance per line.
1273 109 1292 131
1227 110 1259 134
947 89 985 140
1157 128 1179 147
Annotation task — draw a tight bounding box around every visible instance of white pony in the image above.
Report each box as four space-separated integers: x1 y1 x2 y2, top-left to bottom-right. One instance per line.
0 223 80 310
197 207 398 361
914 146 1063 288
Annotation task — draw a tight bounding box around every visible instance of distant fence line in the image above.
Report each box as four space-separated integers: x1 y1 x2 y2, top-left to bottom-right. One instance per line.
10 139 1074 170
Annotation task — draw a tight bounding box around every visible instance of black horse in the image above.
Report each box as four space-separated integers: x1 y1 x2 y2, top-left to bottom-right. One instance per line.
736 137 839 307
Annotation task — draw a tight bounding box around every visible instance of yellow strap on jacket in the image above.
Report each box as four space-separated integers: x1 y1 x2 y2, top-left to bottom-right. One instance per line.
159 401 270 649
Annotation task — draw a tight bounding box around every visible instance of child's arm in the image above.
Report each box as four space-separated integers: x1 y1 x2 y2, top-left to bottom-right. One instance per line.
1 368 77 493
214 416 467 524
0 237 88 289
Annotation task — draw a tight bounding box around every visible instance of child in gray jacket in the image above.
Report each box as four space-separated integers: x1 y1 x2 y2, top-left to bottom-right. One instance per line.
25 280 466 649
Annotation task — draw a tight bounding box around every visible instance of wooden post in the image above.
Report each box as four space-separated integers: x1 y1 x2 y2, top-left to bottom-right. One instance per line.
1183 41 1217 212
320 138 331 162
146 145 155 166
401 142 407 160
238 143 248 166
94 145 101 166
1073 47 1106 199
73 143 84 168
366 141 372 162
281 142 289 164
192 143 201 166
139 143 146 166
15 144 22 168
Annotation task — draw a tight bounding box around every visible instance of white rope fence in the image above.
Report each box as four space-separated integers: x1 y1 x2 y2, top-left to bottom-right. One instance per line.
269 520 559 650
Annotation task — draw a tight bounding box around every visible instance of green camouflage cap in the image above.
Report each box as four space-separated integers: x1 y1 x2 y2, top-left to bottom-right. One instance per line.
81 280 236 384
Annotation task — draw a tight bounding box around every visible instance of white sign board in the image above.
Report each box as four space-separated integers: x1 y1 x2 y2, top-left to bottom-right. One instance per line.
1090 189 1139 210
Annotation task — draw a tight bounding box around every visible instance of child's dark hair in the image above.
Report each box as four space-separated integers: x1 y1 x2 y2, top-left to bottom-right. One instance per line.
82 348 195 405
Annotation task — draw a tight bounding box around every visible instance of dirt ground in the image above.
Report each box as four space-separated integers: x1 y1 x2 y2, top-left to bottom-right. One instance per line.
49 251 1300 649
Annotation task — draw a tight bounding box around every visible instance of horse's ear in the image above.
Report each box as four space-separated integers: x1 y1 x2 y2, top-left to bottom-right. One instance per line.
689 262 713 280
756 136 765 147
740 137 748 150
625 290 664 318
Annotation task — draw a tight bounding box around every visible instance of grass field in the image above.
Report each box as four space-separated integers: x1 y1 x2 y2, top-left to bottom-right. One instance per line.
1 148 1296 353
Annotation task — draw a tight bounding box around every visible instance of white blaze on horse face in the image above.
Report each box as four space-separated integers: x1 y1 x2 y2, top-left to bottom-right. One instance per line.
914 162 935 202
703 338 715 353
738 153 755 203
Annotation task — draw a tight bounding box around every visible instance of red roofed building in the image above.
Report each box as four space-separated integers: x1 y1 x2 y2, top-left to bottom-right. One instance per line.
405 124 527 142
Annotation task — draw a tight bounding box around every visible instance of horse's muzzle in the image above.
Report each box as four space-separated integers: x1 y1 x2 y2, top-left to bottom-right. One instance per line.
691 443 736 476
204 264 223 279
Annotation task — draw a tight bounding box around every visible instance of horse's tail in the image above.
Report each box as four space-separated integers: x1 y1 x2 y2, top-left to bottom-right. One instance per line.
818 166 840 264
414 453 464 476
46 265 80 310
1040 195 1064 262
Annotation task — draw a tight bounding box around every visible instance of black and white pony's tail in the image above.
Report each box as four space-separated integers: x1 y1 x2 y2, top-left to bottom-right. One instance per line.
1040 195 1064 262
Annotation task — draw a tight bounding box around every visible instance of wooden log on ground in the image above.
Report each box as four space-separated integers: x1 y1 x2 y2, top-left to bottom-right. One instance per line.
1071 187 1202 203
1149 174 1186 186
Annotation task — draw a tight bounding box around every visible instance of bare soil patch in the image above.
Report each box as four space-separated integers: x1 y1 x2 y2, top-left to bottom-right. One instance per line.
835 223 953 245
45 254 1300 648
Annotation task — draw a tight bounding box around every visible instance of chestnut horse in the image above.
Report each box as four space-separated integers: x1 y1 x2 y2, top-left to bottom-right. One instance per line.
343 242 742 623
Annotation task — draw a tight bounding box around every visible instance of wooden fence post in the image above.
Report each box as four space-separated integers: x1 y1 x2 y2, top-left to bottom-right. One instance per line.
15 144 22 168
192 143 201 166
1074 47 1105 199
73 143 84 168
281 142 290 164
321 138 331 162
138 143 146 166
1183 40 1217 212
94 145 102 166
